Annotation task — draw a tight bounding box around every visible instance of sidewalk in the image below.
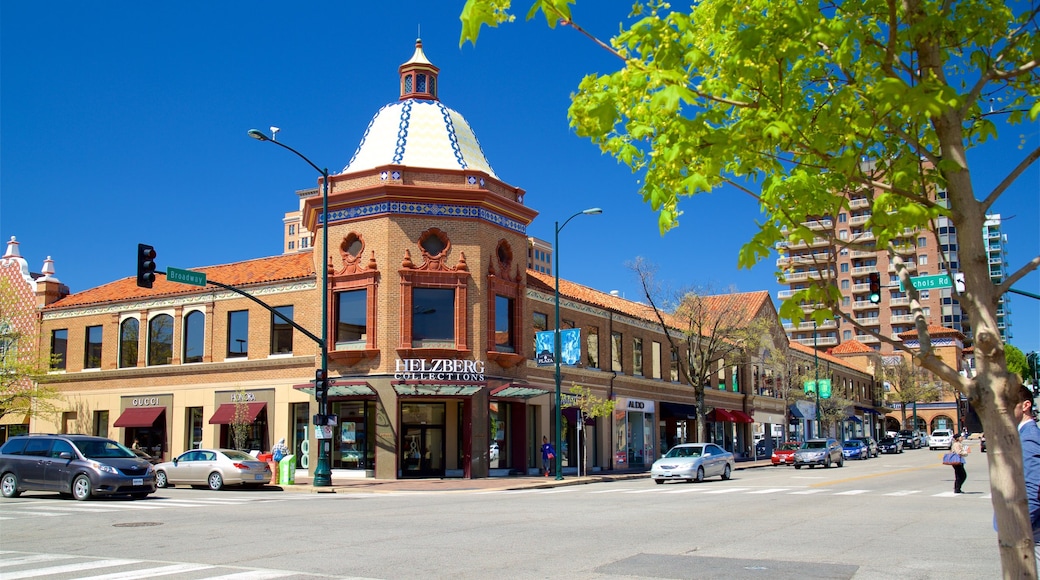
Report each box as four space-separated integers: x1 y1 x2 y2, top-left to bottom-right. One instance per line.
278 458 775 494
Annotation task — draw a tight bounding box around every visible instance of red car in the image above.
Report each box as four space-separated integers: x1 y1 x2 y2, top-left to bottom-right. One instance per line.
771 441 801 465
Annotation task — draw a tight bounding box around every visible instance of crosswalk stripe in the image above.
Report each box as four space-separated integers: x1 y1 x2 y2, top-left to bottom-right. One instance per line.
663 488 704 494
543 488 579 494
9 504 114 513
0 558 137 579
704 488 749 494
623 489 663 494
789 489 826 494
0 553 75 568
73 562 214 580
589 488 632 494
201 570 297 580
885 490 921 496
0 511 64 518
748 488 788 494
834 490 871 495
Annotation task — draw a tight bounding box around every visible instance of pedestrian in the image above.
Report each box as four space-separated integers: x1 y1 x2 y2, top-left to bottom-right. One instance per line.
1013 384 1040 563
272 438 289 462
950 431 970 494
540 436 556 477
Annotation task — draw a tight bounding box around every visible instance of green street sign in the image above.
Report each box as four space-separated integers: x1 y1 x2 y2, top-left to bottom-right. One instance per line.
167 267 207 287
901 274 952 291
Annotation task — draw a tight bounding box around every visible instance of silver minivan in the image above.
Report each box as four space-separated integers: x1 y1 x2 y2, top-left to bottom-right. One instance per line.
0 434 156 501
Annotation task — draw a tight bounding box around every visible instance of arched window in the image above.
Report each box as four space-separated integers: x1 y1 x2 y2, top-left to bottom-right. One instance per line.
148 314 174 366
183 311 204 364
119 318 139 368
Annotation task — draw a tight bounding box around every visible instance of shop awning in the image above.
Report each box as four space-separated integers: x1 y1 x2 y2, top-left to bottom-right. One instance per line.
660 402 699 419
708 408 736 422
0 412 29 426
856 405 882 415
846 415 863 424
730 410 754 423
294 381 375 396
789 405 807 419
490 385 549 399
393 383 484 396
113 407 166 428
208 402 266 425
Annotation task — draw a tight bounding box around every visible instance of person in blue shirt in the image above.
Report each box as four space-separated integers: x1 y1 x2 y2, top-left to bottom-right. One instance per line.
540 436 556 477
1014 384 1040 563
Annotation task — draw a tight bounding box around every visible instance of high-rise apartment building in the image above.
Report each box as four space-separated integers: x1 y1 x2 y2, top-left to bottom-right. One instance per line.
982 214 1012 343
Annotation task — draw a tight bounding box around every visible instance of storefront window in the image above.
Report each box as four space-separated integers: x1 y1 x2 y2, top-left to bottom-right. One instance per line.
292 402 310 470
333 401 370 470
186 407 203 450
93 410 109 438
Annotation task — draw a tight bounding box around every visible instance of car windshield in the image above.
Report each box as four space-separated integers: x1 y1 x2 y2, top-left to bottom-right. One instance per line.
780 443 800 450
665 446 703 458
802 441 826 449
843 442 860 447
880 438 895 444
221 449 258 461
75 439 136 459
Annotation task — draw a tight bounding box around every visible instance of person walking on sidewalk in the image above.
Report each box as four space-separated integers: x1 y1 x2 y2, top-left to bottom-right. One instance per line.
1013 384 1040 563
951 432 970 493
541 436 556 477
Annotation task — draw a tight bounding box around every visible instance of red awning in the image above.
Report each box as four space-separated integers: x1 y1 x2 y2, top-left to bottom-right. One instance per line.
113 406 166 428
208 402 267 425
708 408 736 422
730 410 754 423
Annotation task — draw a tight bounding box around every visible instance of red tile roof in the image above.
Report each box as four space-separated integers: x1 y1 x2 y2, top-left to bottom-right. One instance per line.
696 291 774 327
790 341 871 374
526 270 663 323
830 340 874 354
45 253 316 310
896 325 965 340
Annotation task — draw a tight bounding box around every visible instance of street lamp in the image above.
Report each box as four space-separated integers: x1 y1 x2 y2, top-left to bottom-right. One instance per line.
813 320 820 438
248 128 332 487
554 207 602 481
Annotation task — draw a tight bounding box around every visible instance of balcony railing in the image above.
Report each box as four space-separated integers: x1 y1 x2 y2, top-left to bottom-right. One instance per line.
849 198 870 209
854 317 882 327
794 336 839 347
855 334 881 343
851 265 879 275
889 297 910 307
783 320 838 331
852 300 878 310
890 314 915 323
849 214 871 226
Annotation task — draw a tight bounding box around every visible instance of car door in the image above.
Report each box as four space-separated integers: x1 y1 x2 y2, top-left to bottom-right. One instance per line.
193 450 219 482
43 439 77 492
19 437 55 489
704 444 721 477
168 451 198 484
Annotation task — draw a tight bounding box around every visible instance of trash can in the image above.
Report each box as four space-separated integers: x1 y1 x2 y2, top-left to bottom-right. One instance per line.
278 454 296 485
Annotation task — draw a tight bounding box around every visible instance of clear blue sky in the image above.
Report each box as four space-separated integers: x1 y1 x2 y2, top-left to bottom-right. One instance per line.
2 1 1037 356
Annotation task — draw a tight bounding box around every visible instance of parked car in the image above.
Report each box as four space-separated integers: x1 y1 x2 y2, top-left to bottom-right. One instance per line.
929 429 954 450
878 436 904 454
755 438 781 458
793 438 844 469
650 443 735 484
132 448 163 465
154 448 272 490
771 441 801 465
852 436 879 458
898 429 923 449
0 434 156 501
842 440 869 460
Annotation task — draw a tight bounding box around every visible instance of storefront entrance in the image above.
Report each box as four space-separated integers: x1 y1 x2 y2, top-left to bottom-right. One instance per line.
400 403 445 478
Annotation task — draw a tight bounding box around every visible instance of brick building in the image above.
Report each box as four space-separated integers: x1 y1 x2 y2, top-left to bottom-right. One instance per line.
18 40 883 479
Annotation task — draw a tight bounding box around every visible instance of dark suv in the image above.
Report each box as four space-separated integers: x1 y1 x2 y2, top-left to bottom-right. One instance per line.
0 434 156 501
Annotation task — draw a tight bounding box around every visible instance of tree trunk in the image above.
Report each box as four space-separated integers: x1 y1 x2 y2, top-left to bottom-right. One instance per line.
696 386 707 443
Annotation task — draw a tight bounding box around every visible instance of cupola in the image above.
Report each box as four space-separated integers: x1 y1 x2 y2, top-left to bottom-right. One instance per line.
399 38 439 101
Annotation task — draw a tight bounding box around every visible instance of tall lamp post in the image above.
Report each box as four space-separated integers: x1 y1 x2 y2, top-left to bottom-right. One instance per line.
813 320 820 438
554 208 602 481
248 128 332 487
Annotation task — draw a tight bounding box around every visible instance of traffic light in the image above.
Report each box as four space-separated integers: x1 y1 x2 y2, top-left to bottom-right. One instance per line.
136 244 157 288
314 369 328 401
868 272 881 304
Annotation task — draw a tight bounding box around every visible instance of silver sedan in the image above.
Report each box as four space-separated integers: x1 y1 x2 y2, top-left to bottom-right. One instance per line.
154 449 271 490
650 443 735 484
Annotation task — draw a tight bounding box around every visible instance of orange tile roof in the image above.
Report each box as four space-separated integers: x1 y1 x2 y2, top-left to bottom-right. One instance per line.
830 340 874 354
790 341 871 374
896 324 965 340
46 253 316 310
696 291 774 327
526 270 664 323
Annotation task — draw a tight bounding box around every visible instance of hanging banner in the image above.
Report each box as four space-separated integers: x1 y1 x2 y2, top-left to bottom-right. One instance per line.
535 329 581 366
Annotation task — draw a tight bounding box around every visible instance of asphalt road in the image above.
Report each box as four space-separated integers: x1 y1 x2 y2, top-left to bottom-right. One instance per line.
0 442 1002 579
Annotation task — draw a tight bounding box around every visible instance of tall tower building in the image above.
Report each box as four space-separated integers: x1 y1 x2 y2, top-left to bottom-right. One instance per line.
981 214 1012 342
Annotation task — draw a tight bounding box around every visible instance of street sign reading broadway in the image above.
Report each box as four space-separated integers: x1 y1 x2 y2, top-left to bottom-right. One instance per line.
167 267 207 287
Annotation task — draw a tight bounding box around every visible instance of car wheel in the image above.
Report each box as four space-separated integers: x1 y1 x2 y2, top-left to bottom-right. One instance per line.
130 492 150 499
155 470 168 488
72 475 93 501
654 479 664 485
824 457 832 468
1 472 20 498
794 464 802 470
207 472 224 491
694 467 705 483
722 464 732 481
838 457 844 467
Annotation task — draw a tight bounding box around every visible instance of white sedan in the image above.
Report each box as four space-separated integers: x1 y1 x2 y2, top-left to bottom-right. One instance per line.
154 449 271 490
650 443 735 484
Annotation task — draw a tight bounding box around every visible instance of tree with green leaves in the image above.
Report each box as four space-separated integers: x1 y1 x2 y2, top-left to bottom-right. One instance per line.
231 389 251 452
461 1 1039 574
1006 344 1029 384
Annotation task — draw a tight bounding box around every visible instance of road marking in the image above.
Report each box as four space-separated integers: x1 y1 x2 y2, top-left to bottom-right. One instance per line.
623 489 664 493
74 562 214 579
789 489 826 494
543 488 580 494
834 489 871 495
885 490 921 496
589 488 632 494
663 487 704 494
934 491 958 497
809 464 942 488
0 553 74 568
1 558 137 579
703 488 749 494
747 488 788 494
203 571 300 579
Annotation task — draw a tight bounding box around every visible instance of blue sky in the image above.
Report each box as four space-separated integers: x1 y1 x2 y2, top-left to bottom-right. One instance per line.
2 1 1037 356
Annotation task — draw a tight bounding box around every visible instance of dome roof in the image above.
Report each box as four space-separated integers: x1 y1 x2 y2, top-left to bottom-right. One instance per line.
340 39 497 179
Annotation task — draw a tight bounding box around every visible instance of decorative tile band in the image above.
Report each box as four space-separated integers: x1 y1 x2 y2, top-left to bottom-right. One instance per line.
323 202 526 234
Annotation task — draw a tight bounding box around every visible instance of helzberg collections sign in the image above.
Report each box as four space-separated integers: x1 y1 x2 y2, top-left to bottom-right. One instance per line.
394 358 486 381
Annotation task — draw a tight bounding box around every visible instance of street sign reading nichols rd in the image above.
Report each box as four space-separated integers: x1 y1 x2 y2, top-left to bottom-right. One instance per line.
167 267 207 287
900 273 965 292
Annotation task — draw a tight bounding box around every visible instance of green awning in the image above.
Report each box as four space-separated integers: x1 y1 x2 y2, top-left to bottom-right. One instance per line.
490 385 549 399
393 383 484 396
294 381 375 397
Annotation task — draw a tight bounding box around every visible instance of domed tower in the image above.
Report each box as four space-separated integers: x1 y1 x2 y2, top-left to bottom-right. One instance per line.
301 39 539 479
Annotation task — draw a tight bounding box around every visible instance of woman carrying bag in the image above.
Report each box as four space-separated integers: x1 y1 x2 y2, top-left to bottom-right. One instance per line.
945 432 970 494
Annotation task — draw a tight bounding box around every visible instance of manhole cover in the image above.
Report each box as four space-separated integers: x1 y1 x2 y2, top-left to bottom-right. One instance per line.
112 522 163 528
